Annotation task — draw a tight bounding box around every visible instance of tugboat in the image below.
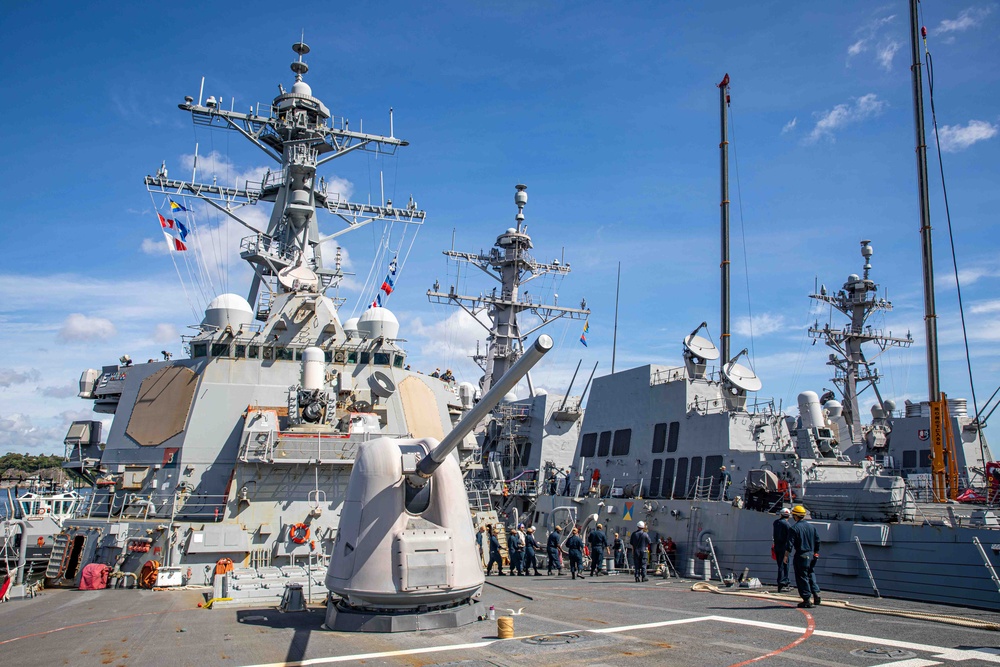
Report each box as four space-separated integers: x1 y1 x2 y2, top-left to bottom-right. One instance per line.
47 42 470 605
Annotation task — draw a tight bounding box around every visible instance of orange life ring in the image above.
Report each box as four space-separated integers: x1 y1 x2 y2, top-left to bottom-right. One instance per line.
289 523 310 544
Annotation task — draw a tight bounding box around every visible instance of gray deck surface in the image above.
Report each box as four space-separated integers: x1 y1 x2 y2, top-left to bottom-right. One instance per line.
3 574 1000 666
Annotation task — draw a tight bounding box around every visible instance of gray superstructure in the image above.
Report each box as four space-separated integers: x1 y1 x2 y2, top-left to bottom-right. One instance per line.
47 43 469 604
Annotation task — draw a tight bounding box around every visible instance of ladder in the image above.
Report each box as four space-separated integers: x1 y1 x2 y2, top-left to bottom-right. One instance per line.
45 533 69 579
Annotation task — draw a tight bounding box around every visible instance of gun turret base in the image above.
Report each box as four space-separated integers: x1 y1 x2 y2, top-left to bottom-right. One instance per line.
323 598 483 632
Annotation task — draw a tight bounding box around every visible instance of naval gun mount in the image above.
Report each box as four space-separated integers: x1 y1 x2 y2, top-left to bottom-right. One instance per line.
324 335 553 632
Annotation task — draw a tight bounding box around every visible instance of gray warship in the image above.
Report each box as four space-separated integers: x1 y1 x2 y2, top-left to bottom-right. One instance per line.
37 42 475 604
531 9 1000 611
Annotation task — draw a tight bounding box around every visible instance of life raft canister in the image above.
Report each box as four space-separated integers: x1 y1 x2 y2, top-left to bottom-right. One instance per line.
289 523 310 544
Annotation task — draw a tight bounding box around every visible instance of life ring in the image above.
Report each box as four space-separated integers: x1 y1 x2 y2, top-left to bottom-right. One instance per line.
289 523 310 544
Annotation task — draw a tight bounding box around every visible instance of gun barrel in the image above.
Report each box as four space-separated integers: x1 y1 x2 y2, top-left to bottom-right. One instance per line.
416 334 553 478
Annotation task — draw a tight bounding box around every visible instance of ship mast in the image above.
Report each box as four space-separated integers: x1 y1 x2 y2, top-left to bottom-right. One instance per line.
718 74 731 366
146 41 425 316
427 185 589 393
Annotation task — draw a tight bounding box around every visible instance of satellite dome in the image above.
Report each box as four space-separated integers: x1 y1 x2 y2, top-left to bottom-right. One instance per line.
291 80 312 96
847 274 860 283
534 388 548 396
506 228 516 235
824 400 843 418
343 317 360 338
884 399 897 413
503 391 518 403
202 293 253 330
356 307 399 340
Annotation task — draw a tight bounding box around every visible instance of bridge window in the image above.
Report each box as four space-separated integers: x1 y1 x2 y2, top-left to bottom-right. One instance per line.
652 423 667 453
247 345 259 359
902 450 917 469
650 459 662 497
689 456 703 493
919 450 931 468
192 343 207 358
612 429 631 456
393 355 404 368
580 433 597 458
663 459 675 498
667 421 680 452
675 458 689 498
597 431 612 457
347 351 358 364
374 352 390 366
211 343 230 357
234 345 246 358
276 347 294 361
359 352 371 365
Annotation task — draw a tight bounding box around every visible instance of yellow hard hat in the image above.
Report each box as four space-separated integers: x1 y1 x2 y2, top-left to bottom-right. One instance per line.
791 505 807 517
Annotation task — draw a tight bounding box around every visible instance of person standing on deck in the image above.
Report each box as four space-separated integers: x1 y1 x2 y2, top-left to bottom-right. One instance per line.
718 466 732 500
546 525 564 575
612 532 626 571
566 527 585 579
486 525 504 576
789 505 821 608
524 526 541 575
508 524 525 576
476 524 486 567
629 521 651 582
773 508 792 592
588 523 608 576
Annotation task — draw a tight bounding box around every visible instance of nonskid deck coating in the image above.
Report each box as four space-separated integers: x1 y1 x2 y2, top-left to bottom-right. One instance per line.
3 575 1000 667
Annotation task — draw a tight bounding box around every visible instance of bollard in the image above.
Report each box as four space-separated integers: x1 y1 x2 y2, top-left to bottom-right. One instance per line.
497 616 514 639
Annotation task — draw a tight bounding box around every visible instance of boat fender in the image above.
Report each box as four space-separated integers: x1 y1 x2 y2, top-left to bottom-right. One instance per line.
289 523 310 544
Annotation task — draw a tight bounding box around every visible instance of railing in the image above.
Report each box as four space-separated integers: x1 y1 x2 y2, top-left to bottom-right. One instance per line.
77 491 231 522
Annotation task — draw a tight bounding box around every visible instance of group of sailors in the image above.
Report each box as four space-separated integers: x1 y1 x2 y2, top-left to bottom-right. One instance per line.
772 505 821 608
477 522 677 582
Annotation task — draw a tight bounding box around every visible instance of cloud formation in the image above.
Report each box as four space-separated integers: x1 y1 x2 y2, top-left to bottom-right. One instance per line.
0 368 40 388
58 313 117 343
153 323 179 344
781 118 797 135
846 15 899 71
734 313 787 337
936 120 998 153
805 94 887 144
933 7 994 36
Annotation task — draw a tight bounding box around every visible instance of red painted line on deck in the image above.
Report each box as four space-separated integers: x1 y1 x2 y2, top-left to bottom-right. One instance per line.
0 608 188 646
726 601 816 667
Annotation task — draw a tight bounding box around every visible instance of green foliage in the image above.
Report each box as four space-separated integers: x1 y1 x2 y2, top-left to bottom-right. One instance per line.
0 452 65 473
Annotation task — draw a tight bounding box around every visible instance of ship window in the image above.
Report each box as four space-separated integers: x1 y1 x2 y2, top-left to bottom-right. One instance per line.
374 352 390 366
662 459 675 499
211 343 230 357
262 347 273 360
295 349 304 361
276 347 294 361
359 352 371 365
347 351 358 364
667 421 680 452
234 344 246 358
675 458 689 498
705 455 724 487
652 423 667 453
902 450 917 469
324 350 333 362
393 355 404 368
650 459 662 498
248 345 259 359
580 433 598 458
919 449 931 468
612 429 631 456
192 343 207 358
520 441 532 467
597 431 612 457
689 456 703 493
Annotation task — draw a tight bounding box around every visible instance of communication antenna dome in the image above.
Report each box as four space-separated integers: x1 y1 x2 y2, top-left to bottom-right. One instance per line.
721 356 762 392
683 332 720 361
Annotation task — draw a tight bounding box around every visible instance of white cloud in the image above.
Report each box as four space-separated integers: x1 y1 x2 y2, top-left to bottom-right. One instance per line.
141 237 170 255
933 7 994 35
58 313 117 343
734 313 787 337
805 93 887 143
0 368 40 388
936 120 998 153
39 384 79 399
876 41 900 71
971 300 1000 315
847 39 865 57
153 323 180 344
781 118 797 134
956 264 1000 286
0 409 96 451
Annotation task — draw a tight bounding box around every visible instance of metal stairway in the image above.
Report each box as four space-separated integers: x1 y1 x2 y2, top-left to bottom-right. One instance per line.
44 533 69 579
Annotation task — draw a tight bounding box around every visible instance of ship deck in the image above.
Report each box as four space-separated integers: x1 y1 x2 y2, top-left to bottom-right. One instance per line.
3 574 1000 666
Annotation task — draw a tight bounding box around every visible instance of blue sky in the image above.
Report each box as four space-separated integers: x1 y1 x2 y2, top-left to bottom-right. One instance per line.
1 1 998 454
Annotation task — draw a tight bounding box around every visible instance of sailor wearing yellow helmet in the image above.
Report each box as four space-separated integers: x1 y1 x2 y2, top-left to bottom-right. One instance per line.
788 505 821 608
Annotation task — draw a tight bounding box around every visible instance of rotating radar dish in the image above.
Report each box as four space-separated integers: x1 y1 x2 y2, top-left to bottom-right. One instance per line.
683 333 720 361
722 361 762 392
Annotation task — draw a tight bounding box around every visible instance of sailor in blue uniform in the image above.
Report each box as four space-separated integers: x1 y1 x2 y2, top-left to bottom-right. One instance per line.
773 507 792 592
629 521 651 582
588 523 608 576
546 525 563 575
524 526 541 575
486 525 505 575
565 527 585 579
788 505 821 607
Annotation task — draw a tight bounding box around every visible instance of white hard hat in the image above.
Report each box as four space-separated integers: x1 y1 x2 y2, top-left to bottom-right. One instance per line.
636 521 645 529
780 508 791 516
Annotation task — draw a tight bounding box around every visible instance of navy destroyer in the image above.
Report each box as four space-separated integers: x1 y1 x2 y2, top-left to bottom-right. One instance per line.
531 10 1000 610
31 42 476 604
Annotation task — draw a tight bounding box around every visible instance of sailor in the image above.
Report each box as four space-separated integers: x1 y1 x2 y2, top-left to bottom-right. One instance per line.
773 508 792 592
612 532 626 571
441 368 454 382
719 466 732 500
788 505 821 608
486 525 505 576
431 368 441 378
548 471 558 495
664 536 677 570
508 525 525 575
629 521 651 582
546 525 564 575
476 524 486 566
524 526 541 575
565 527 585 579
587 523 608 576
